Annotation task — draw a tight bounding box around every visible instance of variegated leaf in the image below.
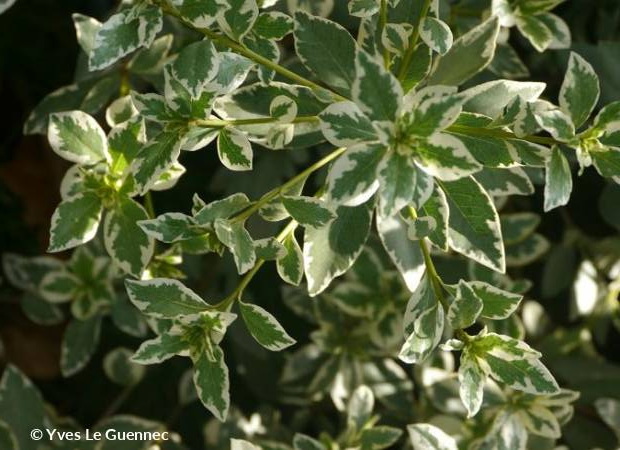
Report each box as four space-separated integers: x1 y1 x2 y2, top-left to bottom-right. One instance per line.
544 147 572 212
214 219 256 274
193 346 230 421
447 280 483 329
399 272 444 363
48 111 109 165
420 17 453 55
440 177 505 272
319 101 377 147
560 52 600 128
125 278 209 318
326 143 385 206
217 127 253 171
48 192 103 252
217 0 258 40
239 301 296 351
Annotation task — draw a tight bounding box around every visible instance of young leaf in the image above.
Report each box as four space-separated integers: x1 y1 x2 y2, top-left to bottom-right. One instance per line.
277 234 304 286
428 16 500 86
399 272 444 364
326 143 385 206
518 404 561 438
591 148 620 179
217 127 253 171
420 17 453 55
559 52 600 128
319 101 377 147
537 109 575 142
352 49 403 122
447 280 483 329
61 316 102 377
282 196 336 228
89 5 163 71
217 0 258 40
48 192 103 252
125 278 209 318
104 196 154 278
214 219 256 274
239 301 296 351
193 346 230 421
304 202 373 296
48 111 109 165
440 177 505 272
544 147 572 212
293 11 356 96
407 423 457 450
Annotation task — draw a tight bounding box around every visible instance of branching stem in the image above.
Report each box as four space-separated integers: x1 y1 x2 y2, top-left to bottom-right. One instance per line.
397 0 432 81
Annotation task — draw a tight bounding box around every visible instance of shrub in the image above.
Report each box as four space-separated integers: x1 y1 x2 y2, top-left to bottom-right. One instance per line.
1 0 620 449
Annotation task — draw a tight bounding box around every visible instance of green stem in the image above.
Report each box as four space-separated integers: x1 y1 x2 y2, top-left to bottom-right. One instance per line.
144 192 156 219
189 115 319 128
154 0 346 102
231 146 346 223
446 124 559 146
379 0 390 68
408 206 449 311
215 220 299 310
397 0 432 81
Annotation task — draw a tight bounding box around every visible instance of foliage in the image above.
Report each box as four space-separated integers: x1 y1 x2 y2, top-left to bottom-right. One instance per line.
1 0 620 448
